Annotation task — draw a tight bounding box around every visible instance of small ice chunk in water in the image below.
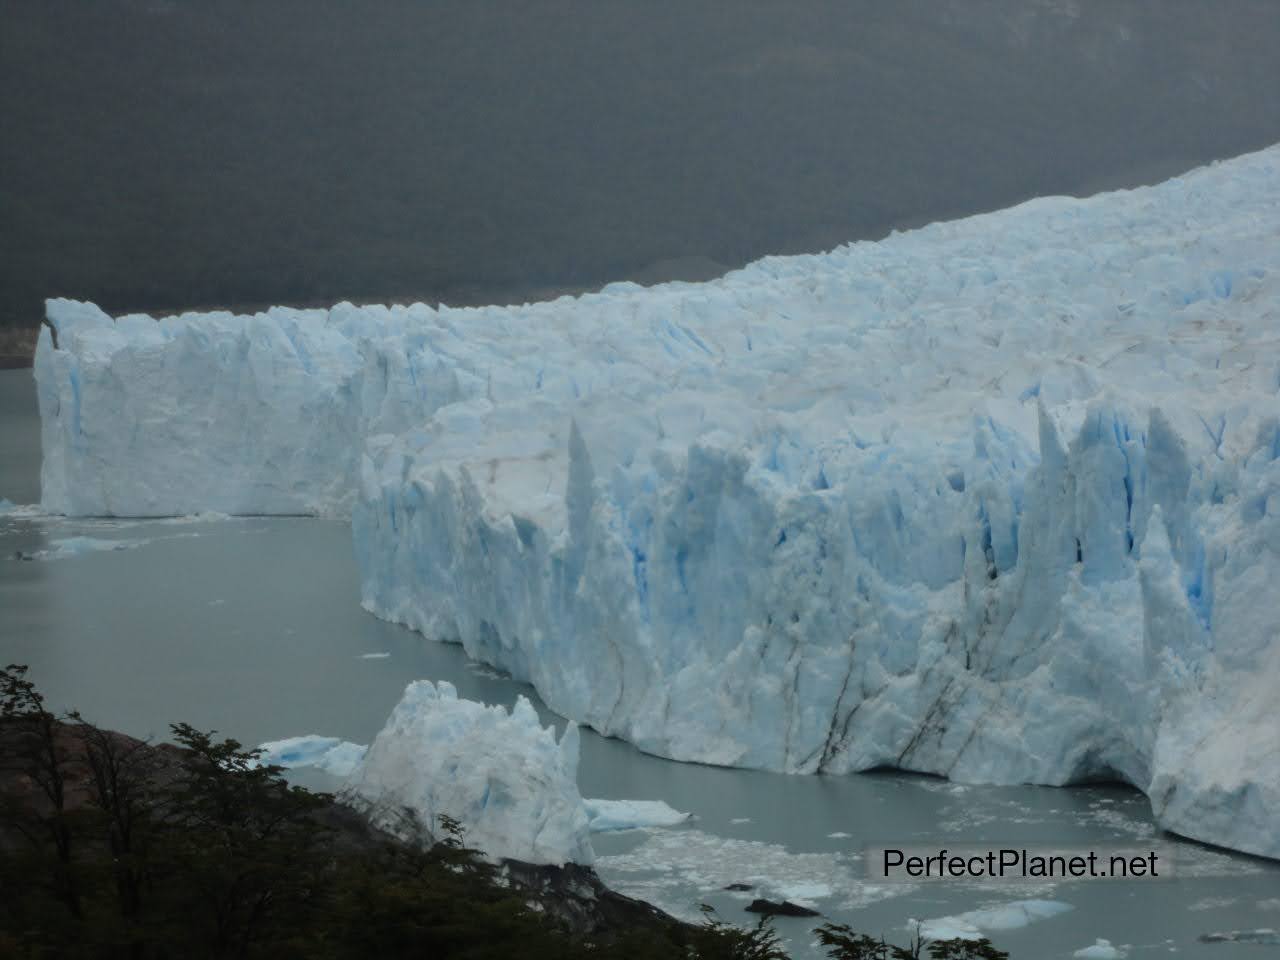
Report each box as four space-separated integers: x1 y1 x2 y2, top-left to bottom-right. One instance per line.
918 899 1075 941
1073 939 1127 959
257 735 368 778
774 881 833 904
583 799 692 832
32 536 147 560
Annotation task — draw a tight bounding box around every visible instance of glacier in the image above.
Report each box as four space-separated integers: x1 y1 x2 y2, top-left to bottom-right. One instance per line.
32 144 1280 859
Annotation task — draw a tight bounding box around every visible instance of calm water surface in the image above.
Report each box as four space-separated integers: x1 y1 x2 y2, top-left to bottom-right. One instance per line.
2 369 1277 958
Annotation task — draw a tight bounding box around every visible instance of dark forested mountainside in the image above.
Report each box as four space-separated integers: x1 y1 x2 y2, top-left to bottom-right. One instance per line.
3 0 1280 357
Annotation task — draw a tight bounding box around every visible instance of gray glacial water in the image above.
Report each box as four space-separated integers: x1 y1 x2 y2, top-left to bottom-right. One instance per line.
2 368 1278 959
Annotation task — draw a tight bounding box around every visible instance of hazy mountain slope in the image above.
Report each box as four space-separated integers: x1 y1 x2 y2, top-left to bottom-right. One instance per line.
3 0 1280 338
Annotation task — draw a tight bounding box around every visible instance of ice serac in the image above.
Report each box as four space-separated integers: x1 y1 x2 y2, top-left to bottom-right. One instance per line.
343 680 593 866
32 144 1280 859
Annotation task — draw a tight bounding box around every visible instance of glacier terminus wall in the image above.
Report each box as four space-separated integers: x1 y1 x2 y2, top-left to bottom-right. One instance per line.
34 145 1280 859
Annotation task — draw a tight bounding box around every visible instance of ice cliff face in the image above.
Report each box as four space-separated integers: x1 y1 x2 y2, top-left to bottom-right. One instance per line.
343 680 593 866
35 299 460 516
33 145 1280 858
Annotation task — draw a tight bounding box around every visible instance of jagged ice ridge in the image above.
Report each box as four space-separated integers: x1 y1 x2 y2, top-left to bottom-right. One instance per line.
342 680 593 866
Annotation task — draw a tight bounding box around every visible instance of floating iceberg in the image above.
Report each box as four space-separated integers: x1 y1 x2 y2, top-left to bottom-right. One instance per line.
24 535 150 561
258 704 691 861
343 680 593 866
917 899 1074 941
583 799 692 832
1199 929 1280 945
0 503 47 521
257 735 367 778
33 144 1280 859
1073 939 1126 959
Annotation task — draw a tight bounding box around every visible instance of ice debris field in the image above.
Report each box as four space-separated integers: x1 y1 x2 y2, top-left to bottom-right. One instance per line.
33 145 1280 860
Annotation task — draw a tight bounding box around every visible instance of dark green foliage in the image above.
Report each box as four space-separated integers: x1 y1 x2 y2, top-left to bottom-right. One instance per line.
925 938 1009 960
690 905 790 960
1 664 84 921
321 833 575 959
815 921 931 960
147 723 336 957
816 922 1009 960
0 665 772 959
815 923 902 959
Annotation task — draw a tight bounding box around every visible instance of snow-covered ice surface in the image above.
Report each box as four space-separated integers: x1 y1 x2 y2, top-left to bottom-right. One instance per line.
34 145 1280 858
341 680 594 865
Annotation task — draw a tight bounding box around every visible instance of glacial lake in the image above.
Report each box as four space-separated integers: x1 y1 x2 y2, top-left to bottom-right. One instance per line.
2 368 1278 959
